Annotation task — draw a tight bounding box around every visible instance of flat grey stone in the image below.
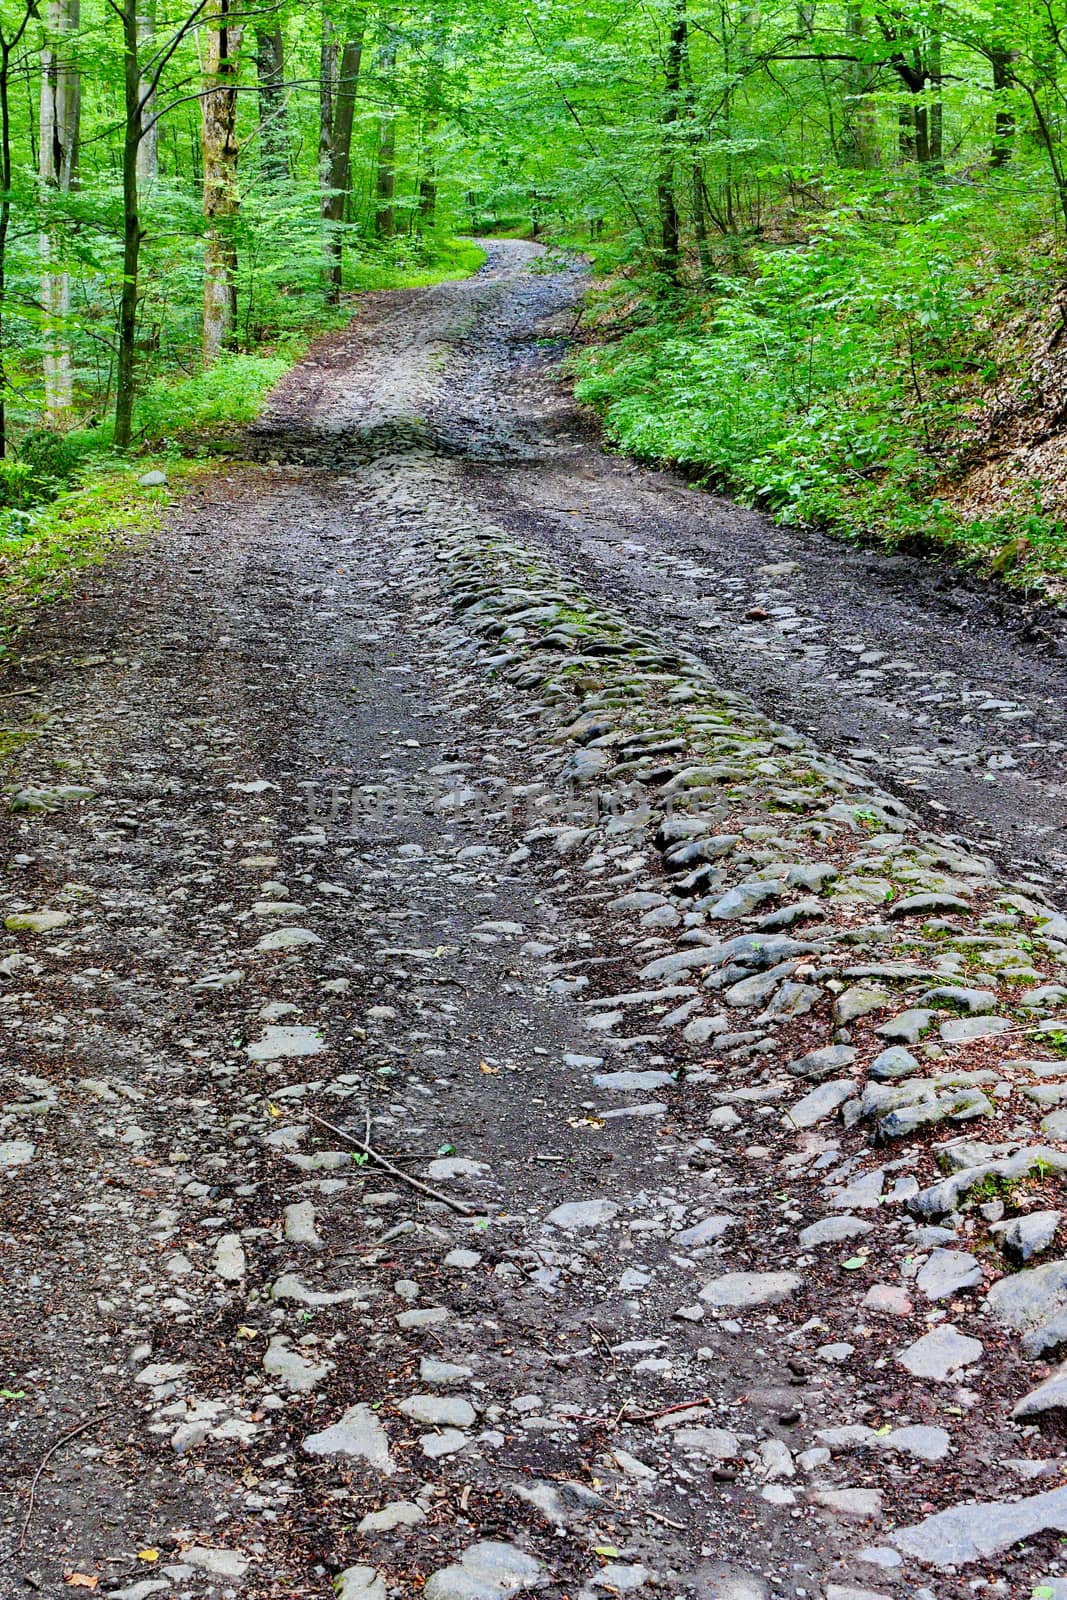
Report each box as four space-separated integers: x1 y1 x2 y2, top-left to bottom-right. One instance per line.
247 1025 323 1061
785 1079 855 1130
420 1427 469 1459
787 1044 856 1081
920 985 996 1014
283 1200 321 1247
423 1540 544 1599
397 1306 450 1330
892 1483 1067 1568
706 881 785 919
356 1500 426 1534
673 1425 739 1458
876 1009 935 1045
915 1248 983 1300
897 1323 983 1381
993 1210 1062 1264
0 1140 36 1168
336 1568 387 1600
138 469 168 487
1042 1109 1067 1138
212 1233 245 1281
939 1015 1012 1043
546 1198 618 1230
877 1424 951 1462
183 1547 250 1578
673 1214 737 1247
890 893 969 918
397 1393 476 1428
700 1271 801 1309
255 926 322 951
591 1565 653 1592
834 986 888 1025
593 1070 673 1091
799 1215 873 1249
420 1357 474 1386
869 1047 918 1081
813 1487 883 1520
302 1403 393 1472
985 1257 1067 1334
1012 1363 1067 1418
263 1336 330 1393
4 910 71 933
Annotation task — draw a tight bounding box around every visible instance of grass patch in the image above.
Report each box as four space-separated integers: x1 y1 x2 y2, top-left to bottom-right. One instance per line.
0 458 209 658
347 237 487 293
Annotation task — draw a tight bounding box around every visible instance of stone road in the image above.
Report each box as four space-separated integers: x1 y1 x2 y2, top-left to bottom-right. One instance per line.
2 243 1067 1600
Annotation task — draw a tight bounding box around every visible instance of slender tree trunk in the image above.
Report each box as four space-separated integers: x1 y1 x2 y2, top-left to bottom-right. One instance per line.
135 0 156 186
319 11 337 194
990 18 1014 167
375 31 397 238
201 0 242 364
656 0 685 285
927 4 943 168
418 111 438 228
114 0 142 449
255 24 287 184
40 0 81 427
322 23 364 299
842 4 878 167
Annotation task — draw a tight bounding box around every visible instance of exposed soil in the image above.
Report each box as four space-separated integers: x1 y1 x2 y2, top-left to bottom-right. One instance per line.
1 241 1066 1600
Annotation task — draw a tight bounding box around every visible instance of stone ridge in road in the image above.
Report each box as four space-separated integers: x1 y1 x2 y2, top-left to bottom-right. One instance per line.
0 244 1066 1598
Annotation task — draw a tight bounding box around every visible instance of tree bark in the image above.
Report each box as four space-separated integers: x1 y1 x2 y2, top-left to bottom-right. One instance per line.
656 0 685 286
201 0 242 364
375 30 397 239
322 23 364 299
255 24 287 184
135 0 156 187
114 0 142 448
39 0 80 427
842 3 878 167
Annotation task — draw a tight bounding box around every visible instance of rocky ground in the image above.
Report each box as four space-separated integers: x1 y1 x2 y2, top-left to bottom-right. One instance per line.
3 242 1067 1600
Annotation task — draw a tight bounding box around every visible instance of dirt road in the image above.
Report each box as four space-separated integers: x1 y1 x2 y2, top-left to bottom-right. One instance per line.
4 241 1067 1600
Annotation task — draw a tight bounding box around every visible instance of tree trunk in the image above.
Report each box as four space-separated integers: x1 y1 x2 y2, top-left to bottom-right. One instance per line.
135 0 156 186
656 0 685 285
114 0 142 449
418 112 438 229
322 23 364 299
255 24 287 184
39 0 80 427
201 0 242 365
926 3 943 168
842 4 878 167
319 12 337 195
375 31 397 239
990 33 1014 166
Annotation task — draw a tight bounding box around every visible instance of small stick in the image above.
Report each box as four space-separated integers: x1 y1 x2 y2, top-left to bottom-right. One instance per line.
0 687 41 701
646 1508 686 1531
19 1413 104 1550
306 1112 476 1217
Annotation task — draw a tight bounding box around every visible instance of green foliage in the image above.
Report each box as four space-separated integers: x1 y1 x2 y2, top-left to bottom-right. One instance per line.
0 459 207 656
133 354 294 444
572 179 1067 581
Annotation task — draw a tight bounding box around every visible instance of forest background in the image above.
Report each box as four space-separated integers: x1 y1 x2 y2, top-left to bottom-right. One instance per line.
1 0 1067 643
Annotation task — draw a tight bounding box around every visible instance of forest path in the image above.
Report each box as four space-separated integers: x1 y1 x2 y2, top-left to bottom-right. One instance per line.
4 241 1067 1600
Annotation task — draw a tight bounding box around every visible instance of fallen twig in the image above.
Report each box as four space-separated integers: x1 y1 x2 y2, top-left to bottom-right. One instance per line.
572 1394 715 1429
19 1412 105 1550
306 1111 477 1217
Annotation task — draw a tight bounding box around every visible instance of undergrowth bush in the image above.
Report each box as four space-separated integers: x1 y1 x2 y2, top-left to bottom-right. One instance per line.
571 180 1067 581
